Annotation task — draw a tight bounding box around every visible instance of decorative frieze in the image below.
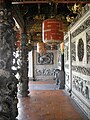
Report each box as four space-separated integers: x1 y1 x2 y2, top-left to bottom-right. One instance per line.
72 66 90 76
35 68 55 76
72 75 90 99
69 4 90 29
71 17 90 39
36 52 54 65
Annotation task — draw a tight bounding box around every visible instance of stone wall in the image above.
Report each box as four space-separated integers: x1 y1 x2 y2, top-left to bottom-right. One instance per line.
33 45 58 81
64 4 90 119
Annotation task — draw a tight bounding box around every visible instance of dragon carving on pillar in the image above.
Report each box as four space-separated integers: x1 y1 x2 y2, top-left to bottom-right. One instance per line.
0 6 18 120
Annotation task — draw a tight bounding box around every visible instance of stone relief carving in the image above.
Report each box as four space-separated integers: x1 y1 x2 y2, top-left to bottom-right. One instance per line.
71 17 90 39
36 52 54 65
86 32 90 64
35 68 55 76
64 37 69 63
77 38 84 62
69 4 90 29
65 73 69 84
64 45 69 63
72 66 90 76
72 75 90 99
71 41 76 61
0 7 18 120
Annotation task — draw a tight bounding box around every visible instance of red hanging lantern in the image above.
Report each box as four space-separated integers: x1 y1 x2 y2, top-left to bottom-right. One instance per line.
42 18 64 45
37 42 46 55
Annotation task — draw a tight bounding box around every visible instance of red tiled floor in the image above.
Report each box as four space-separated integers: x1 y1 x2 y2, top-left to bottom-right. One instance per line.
17 80 89 120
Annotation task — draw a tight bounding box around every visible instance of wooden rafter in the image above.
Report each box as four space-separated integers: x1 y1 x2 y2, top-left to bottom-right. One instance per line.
12 0 90 4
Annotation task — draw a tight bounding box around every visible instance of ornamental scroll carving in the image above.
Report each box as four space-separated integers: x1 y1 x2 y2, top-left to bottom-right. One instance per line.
36 52 54 65
71 17 90 39
69 4 90 29
35 68 55 76
72 75 90 99
72 66 90 76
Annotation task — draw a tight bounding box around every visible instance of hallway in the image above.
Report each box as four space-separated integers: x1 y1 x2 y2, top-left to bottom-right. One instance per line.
17 80 89 120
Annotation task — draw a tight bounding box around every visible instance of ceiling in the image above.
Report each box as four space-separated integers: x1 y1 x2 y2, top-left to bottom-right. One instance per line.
11 0 86 41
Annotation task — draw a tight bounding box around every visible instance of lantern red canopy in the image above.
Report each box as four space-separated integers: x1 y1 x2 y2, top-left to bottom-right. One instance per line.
42 18 64 45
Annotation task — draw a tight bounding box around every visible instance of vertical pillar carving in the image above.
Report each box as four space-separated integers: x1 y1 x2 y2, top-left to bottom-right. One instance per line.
59 42 65 89
19 33 29 97
0 3 18 120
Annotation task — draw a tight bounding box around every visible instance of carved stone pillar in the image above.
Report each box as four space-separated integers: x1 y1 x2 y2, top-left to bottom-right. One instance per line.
0 2 18 120
19 33 29 97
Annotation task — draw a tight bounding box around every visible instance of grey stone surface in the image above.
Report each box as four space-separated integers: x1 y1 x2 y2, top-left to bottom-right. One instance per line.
29 84 59 90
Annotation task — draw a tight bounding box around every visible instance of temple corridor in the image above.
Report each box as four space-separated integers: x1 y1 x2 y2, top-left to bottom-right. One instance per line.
0 1 90 120
17 80 89 120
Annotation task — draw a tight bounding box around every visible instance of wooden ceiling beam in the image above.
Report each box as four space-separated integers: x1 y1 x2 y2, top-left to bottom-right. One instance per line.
12 0 89 4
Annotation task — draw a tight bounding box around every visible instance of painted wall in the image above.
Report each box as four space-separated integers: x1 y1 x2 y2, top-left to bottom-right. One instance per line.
64 4 90 119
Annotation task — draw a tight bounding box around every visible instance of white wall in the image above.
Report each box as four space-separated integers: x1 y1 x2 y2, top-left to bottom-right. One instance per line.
64 4 90 119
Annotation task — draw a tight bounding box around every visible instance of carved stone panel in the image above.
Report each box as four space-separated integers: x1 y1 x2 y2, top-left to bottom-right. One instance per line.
65 72 69 84
77 38 84 62
64 45 69 63
71 17 90 39
64 37 69 63
36 52 54 65
72 75 90 99
71 41 76 62
86 32 90 64
35 68 55 76
72 65 90 76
